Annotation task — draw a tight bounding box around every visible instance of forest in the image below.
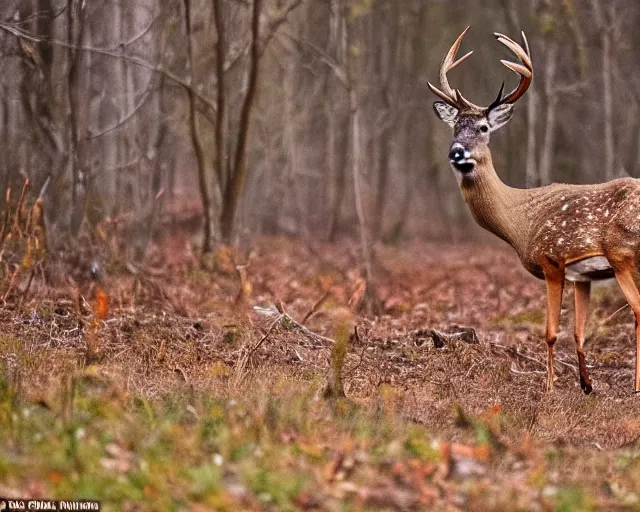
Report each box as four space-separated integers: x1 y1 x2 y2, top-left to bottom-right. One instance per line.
1 0 640 510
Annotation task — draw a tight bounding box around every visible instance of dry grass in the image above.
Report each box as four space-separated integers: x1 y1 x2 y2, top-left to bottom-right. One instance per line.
1 235 640 510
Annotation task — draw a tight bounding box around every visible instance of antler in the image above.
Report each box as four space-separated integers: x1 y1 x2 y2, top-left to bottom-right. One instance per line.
427 26 483 111
493 31 533 105
428 28 533 111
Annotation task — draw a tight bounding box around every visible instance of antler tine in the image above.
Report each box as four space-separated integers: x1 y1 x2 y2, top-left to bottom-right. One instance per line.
487 82 505 111
428 26 483 110
521 31 531 59
439 26 472 99
429 29 532 111
493 31 533 105
455 89 483 111
427 82 457 105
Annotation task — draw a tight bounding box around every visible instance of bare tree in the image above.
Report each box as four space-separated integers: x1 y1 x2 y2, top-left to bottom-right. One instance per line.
0 0 638 253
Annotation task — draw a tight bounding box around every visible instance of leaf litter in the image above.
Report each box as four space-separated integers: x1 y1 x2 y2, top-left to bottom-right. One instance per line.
0 234 639 510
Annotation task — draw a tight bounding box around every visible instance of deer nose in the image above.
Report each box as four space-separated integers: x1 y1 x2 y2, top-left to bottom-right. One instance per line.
448 143 466 162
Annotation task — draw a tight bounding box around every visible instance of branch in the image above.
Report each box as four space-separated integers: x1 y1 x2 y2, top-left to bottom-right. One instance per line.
279 30 348 87
108 12 160 52
0 21 218 114
260 0 304 55
88 76 157 139
9 4 68 26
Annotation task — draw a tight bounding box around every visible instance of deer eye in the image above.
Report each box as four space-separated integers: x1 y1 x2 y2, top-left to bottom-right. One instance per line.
480 125 489 133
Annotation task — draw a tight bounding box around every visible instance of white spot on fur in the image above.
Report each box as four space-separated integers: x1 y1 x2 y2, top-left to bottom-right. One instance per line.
562 203 569 211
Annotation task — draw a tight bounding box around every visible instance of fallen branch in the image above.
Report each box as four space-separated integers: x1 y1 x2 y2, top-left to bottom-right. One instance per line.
416 327 479 348
235 303 338 388
599 303 630 326
246 313 284 358
253 304 336 345
302 291 330 323
284 312 335 345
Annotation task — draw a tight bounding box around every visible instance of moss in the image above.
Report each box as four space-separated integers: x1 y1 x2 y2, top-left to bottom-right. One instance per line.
554 486 595 512
493 308 545 326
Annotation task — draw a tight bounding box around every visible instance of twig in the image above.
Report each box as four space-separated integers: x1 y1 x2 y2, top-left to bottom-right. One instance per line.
246 313 283 358
599 303 630 326
0 21 218 116
497 342 577 372
88 76 156 139
2 265 20 304
284 313 335 345
302 291 330 323
174 366 189 384
19 268 36 303
555 356 578 372
0 187 11 248
510 363 546 376
13 179 30 239
233 312 283 387
37 175 51 200
493 343 546 369
279 30 348 86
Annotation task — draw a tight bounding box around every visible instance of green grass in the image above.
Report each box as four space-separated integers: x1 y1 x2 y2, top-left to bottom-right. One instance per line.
1 369 639 511
0 372 433 510
493 307 546 327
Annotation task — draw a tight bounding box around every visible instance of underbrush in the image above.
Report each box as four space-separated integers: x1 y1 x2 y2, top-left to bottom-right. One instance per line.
1 368 639 511
1 236 640 510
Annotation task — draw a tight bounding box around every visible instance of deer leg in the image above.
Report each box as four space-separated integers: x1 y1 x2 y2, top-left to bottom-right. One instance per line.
613 267 640 393
544 277 564 392
574 281 592 394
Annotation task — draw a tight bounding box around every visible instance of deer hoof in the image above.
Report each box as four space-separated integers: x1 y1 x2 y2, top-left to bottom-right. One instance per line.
580 377 593 395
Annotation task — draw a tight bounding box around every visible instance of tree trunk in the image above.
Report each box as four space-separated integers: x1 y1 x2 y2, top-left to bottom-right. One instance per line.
345 10 374 309
602 17 614 180
539 40 558 186
213 0 227 192
184 0 217 252
349 85 374 301
372 133 389 240
220 0 261 243
67 0 86 236
525 87 538 187
327 0 347 242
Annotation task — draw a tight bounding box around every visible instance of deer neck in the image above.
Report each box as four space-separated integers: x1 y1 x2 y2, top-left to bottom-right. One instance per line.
459 152 529 253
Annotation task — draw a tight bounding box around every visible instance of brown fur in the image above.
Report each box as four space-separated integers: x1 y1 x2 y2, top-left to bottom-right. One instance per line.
461 150 640 278
450 123 640 393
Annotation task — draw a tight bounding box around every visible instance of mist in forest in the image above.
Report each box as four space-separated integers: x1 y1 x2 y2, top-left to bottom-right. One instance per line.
0 0 636 256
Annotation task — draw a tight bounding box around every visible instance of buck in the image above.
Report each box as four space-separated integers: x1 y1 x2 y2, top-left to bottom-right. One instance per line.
429 27 640 394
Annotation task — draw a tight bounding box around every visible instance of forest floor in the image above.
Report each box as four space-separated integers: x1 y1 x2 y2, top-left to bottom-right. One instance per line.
1 234 640 511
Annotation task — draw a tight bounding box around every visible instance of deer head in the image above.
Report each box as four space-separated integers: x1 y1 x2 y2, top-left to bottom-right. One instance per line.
429 27 533 177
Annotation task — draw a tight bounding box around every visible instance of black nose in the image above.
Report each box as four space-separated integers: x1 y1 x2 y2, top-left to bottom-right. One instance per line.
448 146 464 162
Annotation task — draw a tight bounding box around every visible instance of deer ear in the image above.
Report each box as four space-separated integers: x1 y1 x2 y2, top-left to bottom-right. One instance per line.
487 103 514 132
433 101 458 127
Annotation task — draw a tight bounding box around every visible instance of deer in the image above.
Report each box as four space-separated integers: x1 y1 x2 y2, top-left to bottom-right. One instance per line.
429 27 640 395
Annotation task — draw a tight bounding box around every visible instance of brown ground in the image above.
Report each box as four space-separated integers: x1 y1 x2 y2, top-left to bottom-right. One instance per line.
2 234 640 510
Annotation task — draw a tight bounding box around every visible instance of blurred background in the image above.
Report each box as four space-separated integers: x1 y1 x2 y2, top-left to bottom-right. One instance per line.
0 0 638 258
